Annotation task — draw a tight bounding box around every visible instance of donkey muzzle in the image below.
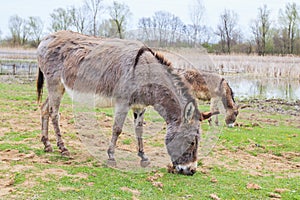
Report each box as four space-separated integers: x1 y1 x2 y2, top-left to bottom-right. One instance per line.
174 162 197 176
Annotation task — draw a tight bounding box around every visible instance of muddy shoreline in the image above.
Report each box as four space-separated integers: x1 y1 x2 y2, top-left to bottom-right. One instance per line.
239 98 300 116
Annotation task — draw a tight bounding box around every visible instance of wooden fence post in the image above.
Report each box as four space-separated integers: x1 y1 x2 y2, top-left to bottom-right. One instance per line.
12 64 16 75
28 64 31 75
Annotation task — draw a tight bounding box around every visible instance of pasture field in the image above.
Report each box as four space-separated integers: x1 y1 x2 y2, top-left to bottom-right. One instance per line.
0 81 299 199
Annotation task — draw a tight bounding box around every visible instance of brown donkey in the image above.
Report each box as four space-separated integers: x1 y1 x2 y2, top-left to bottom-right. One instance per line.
37 31 203 175
178 69 239 127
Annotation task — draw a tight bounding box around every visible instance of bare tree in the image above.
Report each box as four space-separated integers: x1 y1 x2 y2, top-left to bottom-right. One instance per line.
21 20 30 45
250 19 262 54
85 0 103 36
138 11 186 46
69 5 89 34
215 9 239 54
152 11 171 45
108 1 132 38
27 16 44 47
151 11 184 46
169 15 184 43
49 8 73 32
200 25 214 44
250 5 271 55
189 0 205 45
98 19 117 37
215 23 226 53
138 17 152 40
279 2 299 54
258 5 271 55
8 15 23 45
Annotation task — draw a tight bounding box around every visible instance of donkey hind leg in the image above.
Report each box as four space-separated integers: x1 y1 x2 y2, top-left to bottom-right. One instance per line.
48 87 70 156
41 97 53 152
133 108 150 167
107 103 130 167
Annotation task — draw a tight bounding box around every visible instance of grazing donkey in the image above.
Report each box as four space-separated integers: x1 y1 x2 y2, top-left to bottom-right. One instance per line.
37 30 202 175
178 69 239 127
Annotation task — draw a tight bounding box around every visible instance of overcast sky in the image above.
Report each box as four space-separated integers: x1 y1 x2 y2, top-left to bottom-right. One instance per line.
0 0 295 38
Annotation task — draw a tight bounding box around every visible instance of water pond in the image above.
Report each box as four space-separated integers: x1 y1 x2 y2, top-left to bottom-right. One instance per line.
226 75 300 101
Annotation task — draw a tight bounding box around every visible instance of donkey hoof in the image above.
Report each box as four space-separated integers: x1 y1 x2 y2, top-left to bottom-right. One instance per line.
44 146 53 153
140 159 150 168
107 159 117 167
61 150 70 157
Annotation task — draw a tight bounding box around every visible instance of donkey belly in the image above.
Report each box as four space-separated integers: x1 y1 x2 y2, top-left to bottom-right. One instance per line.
62 78 116 108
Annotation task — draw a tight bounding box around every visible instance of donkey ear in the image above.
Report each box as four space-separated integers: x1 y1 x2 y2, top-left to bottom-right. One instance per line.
184 101 195 123
199 111 220 121
238 104 250 109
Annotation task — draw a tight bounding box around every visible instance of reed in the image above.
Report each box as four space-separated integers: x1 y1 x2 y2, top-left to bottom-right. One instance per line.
1 47 300 79
207 54 300 79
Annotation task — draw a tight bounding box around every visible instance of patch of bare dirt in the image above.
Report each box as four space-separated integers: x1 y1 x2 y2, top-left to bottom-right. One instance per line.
121 187 141 199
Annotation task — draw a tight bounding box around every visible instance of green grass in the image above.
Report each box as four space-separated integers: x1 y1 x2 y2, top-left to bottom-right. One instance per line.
0 81 299 199
220 125 300 155
0 130 39 142
8 164 300 200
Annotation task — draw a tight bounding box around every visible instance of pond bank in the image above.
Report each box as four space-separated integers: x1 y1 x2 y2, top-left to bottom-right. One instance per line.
239 98 300 117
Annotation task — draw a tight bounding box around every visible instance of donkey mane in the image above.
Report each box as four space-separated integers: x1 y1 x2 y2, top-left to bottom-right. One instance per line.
153 52 172 67
134 46 172 69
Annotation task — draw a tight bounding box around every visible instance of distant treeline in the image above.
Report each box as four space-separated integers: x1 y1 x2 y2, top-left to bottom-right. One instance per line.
1 0 300 55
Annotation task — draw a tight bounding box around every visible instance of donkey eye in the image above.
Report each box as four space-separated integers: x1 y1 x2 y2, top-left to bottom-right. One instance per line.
191 142 195 146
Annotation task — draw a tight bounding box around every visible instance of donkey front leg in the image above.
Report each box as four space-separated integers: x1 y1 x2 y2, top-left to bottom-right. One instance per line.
133 108 150 167
209 97 219 126
107 103 129 167
40 97 53 152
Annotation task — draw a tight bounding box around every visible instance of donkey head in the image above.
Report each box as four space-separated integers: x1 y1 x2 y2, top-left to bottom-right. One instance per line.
166 101 200 175
225 105 239 127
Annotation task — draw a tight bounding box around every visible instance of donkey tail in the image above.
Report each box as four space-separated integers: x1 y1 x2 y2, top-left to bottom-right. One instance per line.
37 68 44 103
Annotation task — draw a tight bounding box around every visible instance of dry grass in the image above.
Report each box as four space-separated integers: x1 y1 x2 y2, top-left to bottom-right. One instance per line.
0 48 36 60
208 54 300 78
153 48 300 78
1 47 300 78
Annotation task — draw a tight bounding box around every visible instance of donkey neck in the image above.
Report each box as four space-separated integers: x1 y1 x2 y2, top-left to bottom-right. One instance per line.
131 83 183 125
220 79 236 109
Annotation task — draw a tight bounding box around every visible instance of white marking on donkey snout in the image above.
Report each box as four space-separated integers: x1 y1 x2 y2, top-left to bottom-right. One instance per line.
175 161 197 174
227 123 235 128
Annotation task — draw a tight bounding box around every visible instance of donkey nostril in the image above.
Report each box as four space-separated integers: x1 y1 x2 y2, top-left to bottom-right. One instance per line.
190 168 196 174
